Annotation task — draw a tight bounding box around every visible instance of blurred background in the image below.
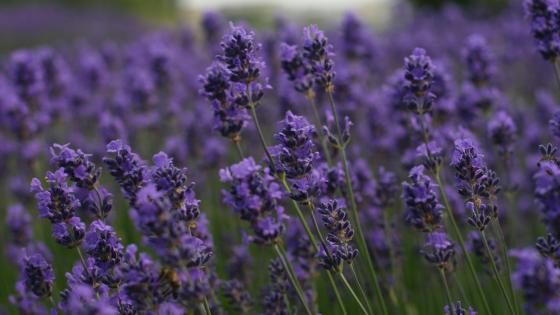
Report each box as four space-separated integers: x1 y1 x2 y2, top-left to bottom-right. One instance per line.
0 0 511 52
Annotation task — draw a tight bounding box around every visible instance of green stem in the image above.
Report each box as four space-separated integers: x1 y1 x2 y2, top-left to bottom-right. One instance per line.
203 299 212 315
328 271 348 315
76 247 100 299
350 263 375 315
480 231 517 315
274 244 314 315
308 96 332 165
434 173 493 315
327 91 388 315
491 220 520 315
246 85 346 314
340 272 370 315
248 102 275 171
280 180 347 314
553 59 560 89
232 139 245 159
439 269 456 315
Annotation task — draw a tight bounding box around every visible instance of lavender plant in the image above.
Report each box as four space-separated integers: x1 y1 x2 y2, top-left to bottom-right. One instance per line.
3 2 560 314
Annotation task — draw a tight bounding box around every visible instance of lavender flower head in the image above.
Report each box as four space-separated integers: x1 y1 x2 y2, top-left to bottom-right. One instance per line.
6 203 33 247
524 0 560 61
462 34 495 86
317 199 358 271
422 231 456 270
220 157 285 244
31 169 86 248
60 284 117 315
444 301 477 315
270 111 319 179
403 48 436 114
83 220 124 272
302 25 336 92
50 143 100 190
511 248 560 314
549 110 560 140
21 253 54 298
402 165 444 232
220 23 264 85
487 111 517 158
280 43 314 95
199 62 249 140
103 139 146 204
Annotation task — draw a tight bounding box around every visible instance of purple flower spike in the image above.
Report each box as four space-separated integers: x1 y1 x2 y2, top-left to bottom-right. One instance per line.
22 253 54 298
444 301 477 315
83 220 124 272
302 25 336 92
403 48 436 114
401 165 443 232
524 0 560 61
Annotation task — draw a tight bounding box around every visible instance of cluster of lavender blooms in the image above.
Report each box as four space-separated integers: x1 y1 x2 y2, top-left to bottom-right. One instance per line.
5 1 560 314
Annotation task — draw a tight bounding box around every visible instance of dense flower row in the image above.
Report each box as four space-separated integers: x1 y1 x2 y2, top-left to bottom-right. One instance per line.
3 1 560 314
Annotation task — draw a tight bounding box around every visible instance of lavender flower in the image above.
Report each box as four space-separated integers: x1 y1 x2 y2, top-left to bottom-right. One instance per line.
302 25 336 92
317 199 358 270
280 43 313 95
103 139 146 204
462 34 495 86
60 284 117 314
21 253 54 298
444 301 477 315
220 157 281 221
220 23 263 85
403 48 436 114
31 169 86 247
199 62 249 140
50 143 100 190
402 165 444 232
83 220 124 272
422 231 456 271
487 111 517 159
221 279 253 313
270 111 319 179
511 248 560 314
451 138 500 230
524 0 560 61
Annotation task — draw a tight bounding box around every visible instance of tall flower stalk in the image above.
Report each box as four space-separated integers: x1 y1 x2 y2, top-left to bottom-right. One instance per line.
402 47 493 315
296 24 387 315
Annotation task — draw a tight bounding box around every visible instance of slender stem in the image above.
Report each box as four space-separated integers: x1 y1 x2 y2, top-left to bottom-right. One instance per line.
248 104 275 171
280 176 318 250
232 139 245 159
76 247 100 299
203 298 212 315
434 173 493 315
451 273 469 305
274 244 314 315
480 231 517 315
491 220 520 315
305 202 352 315
243 96 346 313
308 96 332 165
553 59 560 90
340 272 370 315
439 269 456 315
327 91 388 315
350 263 375 315
280 180 347 314
198 303 209 315
49 296 57 309
327 271 348 315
